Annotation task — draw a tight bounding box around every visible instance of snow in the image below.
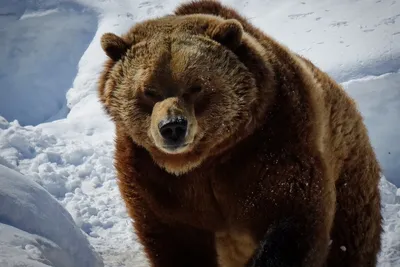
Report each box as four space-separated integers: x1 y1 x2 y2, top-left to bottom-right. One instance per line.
0 0 97 126
0 0 399 266
344 72 400 188
243 0 400 82
0 165 103 267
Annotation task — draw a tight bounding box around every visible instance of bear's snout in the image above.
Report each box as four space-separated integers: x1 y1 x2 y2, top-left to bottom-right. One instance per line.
158 116 188 148
150 97 198 154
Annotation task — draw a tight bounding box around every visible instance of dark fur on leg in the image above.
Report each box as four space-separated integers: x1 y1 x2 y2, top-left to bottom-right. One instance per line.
248 218 330 267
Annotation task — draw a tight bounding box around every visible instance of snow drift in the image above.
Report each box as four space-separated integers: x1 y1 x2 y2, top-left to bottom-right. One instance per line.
0 0 97 126
0 164 104 267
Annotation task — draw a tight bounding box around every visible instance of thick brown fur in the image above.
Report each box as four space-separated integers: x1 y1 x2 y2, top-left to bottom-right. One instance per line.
97 1 382 267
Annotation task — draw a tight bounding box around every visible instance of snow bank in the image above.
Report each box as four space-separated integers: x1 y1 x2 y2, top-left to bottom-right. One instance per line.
0 117 144 267
239 0 400 82
0 0 97 126
379 177 400 267
344 71 400 185
0 164 103 267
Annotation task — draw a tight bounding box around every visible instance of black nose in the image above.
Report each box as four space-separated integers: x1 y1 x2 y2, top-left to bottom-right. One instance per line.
158 116 188 145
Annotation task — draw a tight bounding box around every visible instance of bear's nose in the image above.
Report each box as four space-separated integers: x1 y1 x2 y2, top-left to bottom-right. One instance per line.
158 116 188 145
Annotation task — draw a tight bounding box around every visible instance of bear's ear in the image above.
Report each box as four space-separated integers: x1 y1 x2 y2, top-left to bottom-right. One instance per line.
209 19 243 50
100 33 129 61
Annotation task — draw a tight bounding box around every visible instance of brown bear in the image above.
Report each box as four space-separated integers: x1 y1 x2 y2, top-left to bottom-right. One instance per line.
97 1 382 266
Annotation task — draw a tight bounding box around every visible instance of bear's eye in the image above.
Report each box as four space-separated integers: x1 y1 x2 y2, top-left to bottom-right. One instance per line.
189 85 202 94
143 89 162 101
183 85 203 100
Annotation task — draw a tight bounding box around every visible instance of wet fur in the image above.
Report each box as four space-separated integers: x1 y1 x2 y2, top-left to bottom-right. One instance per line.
98 1 382 266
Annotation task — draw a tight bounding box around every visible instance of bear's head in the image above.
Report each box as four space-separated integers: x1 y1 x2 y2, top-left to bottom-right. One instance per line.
98 15 272 175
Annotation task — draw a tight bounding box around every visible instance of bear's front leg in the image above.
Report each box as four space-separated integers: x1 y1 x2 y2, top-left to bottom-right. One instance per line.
131 201 219 267
247 159 336 267
248 215 331 267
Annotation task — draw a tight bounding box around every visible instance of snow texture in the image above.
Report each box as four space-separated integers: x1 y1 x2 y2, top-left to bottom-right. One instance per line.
0 0 399 266
0 165 103 267
0 0 97 126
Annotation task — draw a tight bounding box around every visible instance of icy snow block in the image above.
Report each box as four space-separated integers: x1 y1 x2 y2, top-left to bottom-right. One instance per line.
0 165 104 267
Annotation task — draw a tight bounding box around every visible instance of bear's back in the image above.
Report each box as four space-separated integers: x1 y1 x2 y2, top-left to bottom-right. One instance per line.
176 0 379 178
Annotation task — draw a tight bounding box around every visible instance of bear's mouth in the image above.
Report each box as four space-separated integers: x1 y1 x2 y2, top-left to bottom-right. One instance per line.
161 143 192 154
162 143 189 150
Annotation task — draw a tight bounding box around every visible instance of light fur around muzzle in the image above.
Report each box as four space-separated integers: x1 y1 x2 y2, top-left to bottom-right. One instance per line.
149 97 198 154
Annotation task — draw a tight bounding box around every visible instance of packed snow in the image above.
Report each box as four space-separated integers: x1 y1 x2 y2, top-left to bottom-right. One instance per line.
0 0 97 126
0 0 399 266
0 164 103 267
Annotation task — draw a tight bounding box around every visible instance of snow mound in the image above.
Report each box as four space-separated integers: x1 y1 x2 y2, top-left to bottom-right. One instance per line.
0 118 144 267
0 0 97 126
344 71 400 185
379 177 400 267
0 164 104 267
241 0 400 82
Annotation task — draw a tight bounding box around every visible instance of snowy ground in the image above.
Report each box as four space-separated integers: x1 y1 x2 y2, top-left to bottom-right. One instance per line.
0 0 399 266
0 165 103 267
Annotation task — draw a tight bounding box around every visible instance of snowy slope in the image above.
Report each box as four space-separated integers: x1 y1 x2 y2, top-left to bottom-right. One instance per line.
0 0 97 126
344 72 400 186
0 0 399 266
0 164 103 267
